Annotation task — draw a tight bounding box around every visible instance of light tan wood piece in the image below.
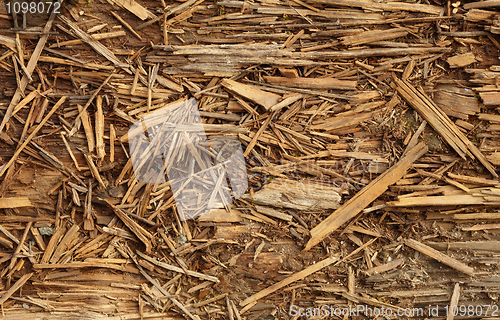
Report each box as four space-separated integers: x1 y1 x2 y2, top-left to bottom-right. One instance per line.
221 79 281 111
242 178 342 211
304 142 427 251
404 239 474 276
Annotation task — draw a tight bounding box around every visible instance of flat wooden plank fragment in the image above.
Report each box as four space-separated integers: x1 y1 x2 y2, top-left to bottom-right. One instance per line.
110 0 155 20
310 109 382 131
434 89 480 120
447 52 477 68
388 195 500 206
464 0 500 9
340 28 408 46
488 152 500 166
479 92 500 106
426 241 500 252
453 212 500 220
198 209 243 222
214 225 260 240
240 255 338 306
447 283 461 320
156 75 184 92
263 76 357 90
462 223 500 231
478 112 500 123
95 96 106 160
447 172 499 186
241 178 341 210
404 239 474 276
0 197 32 208
306 0 444 14
0 35 16 51
365 258 404 275
33 262 140 274
255 205 293 221
269 93 304 112
303 142 428 251
221 79 281 110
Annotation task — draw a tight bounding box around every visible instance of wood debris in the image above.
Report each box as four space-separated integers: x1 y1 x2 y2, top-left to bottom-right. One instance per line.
304 142 428 251
447 52 477 68
242 178 342 210
1 0 500 319
404 239 474 276
392 77 498 177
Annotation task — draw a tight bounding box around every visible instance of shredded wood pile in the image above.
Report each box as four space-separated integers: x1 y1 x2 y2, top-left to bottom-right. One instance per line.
1 0 500 318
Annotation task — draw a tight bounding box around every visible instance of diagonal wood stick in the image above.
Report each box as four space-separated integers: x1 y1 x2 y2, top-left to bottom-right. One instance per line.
0 272 33 305
240 255 339 306
0 96 66 178
304 142 428 251
405 239 474 276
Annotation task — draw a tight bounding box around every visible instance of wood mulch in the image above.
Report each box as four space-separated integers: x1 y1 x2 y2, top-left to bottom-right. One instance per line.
1 0 500 318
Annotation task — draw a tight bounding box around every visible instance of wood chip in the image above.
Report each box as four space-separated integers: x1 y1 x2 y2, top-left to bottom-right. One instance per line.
404 238 474 276
304 142 427 251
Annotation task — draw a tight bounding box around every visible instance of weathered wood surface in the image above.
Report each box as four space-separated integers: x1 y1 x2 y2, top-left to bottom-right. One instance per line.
0 0 499 319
